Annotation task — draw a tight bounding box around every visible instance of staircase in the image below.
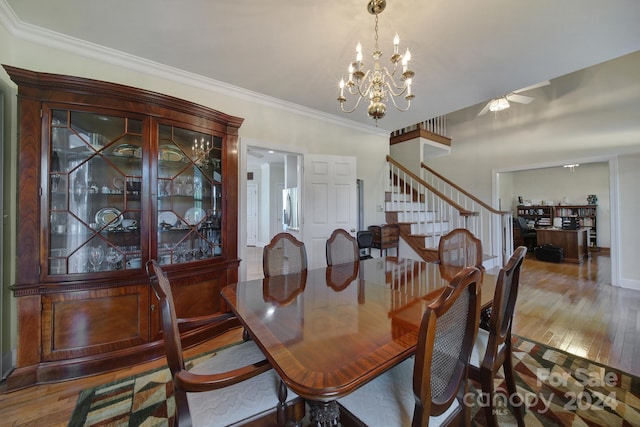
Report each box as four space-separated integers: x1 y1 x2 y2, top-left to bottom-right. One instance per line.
384 155 514 268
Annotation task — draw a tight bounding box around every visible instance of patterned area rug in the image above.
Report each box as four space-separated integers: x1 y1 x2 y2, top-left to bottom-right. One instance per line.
471 337 640 426
69 337 640 426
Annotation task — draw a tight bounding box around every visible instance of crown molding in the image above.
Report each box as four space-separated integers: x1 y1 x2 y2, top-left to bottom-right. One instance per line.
0 0 385 137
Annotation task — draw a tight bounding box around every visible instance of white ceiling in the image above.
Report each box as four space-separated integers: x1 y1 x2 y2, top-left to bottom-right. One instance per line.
4 0 640 132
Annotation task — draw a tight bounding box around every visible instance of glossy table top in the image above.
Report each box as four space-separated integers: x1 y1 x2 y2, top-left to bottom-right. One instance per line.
221 257 495 401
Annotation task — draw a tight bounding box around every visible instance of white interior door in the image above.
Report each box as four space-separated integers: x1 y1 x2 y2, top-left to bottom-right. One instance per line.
247 182 258 246
304 154 357 269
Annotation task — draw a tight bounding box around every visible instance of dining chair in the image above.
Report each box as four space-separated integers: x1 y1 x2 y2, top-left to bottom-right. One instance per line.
468 246 527 427
437 227 489 328
438 228 484 275
338 266 482 426
326 228 359 266
146 260 304 427
263 232 308 277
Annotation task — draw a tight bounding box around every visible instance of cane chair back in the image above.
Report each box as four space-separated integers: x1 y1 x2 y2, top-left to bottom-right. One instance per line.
263 232 308 277
438 228 483 268
338 267 482 426
326 228 359 266
469 246 527 427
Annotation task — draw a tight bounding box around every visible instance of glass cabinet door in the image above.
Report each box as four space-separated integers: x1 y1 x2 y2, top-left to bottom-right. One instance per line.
48 108 144 275
156 123 223 266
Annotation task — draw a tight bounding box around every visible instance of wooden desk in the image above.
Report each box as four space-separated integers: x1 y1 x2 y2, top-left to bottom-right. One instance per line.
535 227 590 264
221 257 495 424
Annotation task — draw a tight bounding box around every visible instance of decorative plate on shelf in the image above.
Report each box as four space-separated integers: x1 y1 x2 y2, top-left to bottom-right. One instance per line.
95 207 122 228
185 207 206 225
158 145 185 162
158 211 178 227
113 143 141 158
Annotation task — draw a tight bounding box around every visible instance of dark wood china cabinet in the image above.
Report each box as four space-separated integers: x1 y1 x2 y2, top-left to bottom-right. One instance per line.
3 65 242 390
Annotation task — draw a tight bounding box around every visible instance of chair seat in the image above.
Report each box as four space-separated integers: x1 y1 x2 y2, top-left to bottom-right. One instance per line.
469 324 506 368
338 358 460 426
187 341 298 427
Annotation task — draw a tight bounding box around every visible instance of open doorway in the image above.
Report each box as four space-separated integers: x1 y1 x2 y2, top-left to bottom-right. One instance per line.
240 145 303 280
495 157 619 286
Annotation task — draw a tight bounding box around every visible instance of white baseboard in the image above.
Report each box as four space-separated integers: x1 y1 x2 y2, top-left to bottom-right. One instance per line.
618 277 640 291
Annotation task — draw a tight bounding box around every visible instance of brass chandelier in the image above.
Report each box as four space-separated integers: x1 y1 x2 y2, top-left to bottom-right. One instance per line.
338 0 414 122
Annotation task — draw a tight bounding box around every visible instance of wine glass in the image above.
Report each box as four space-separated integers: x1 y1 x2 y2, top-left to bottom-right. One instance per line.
199 239 209 259
106 247 123 270
89 246 104 272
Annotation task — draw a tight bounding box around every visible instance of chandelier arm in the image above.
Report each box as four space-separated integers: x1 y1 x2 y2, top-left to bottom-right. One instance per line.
339 95 366 113
382 67 407 90
383 63 400 79
388 94 412 112
346 70 372 98
383 80 408 98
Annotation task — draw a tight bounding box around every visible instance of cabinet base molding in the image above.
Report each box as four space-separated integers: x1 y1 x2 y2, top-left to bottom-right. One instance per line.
5 316 240 392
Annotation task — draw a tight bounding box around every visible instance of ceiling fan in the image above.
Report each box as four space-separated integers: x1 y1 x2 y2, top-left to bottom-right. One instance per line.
477 80 550 116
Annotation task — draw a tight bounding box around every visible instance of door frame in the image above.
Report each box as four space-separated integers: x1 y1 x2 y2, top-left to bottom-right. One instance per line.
492 154 618 287
239 138 305 281
246 182 258 246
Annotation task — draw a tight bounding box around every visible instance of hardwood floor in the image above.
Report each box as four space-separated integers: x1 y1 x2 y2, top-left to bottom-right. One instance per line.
1 250 638 426
512 251 640 376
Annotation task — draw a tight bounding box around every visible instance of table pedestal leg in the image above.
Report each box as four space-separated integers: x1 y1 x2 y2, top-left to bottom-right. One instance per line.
309 400 340 426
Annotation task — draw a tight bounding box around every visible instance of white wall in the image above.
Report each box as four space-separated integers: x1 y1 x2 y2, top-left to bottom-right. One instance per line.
426 52 640 289
618 153 640 289
390 138 422 175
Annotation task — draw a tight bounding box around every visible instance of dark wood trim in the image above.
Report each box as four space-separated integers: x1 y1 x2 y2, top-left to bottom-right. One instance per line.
389 126 452 147
6 317 239 392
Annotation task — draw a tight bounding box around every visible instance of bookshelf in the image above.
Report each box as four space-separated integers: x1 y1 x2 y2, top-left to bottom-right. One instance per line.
555 205 598 249
516 204 598 250
516 205 554 227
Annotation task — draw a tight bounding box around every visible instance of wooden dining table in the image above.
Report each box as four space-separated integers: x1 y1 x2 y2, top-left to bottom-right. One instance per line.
220 257 496 425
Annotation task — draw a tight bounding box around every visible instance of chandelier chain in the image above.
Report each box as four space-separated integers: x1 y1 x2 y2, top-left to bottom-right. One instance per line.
374 14 379 53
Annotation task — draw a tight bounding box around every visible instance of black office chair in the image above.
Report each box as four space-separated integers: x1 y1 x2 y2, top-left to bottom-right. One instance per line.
516 217 537 250
356 230 373 260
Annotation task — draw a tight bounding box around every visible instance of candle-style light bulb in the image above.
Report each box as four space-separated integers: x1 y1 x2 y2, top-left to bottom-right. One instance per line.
402 48 411 72
393 33 400 55
356 42 363 65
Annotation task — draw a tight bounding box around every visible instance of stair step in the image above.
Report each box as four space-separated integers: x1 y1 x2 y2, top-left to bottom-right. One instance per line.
396 211 436 223
385 201 427 211
410 222 450 235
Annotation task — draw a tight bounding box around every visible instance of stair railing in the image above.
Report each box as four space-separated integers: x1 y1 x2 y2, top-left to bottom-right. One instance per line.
386 156 479 253
420 162 514 265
